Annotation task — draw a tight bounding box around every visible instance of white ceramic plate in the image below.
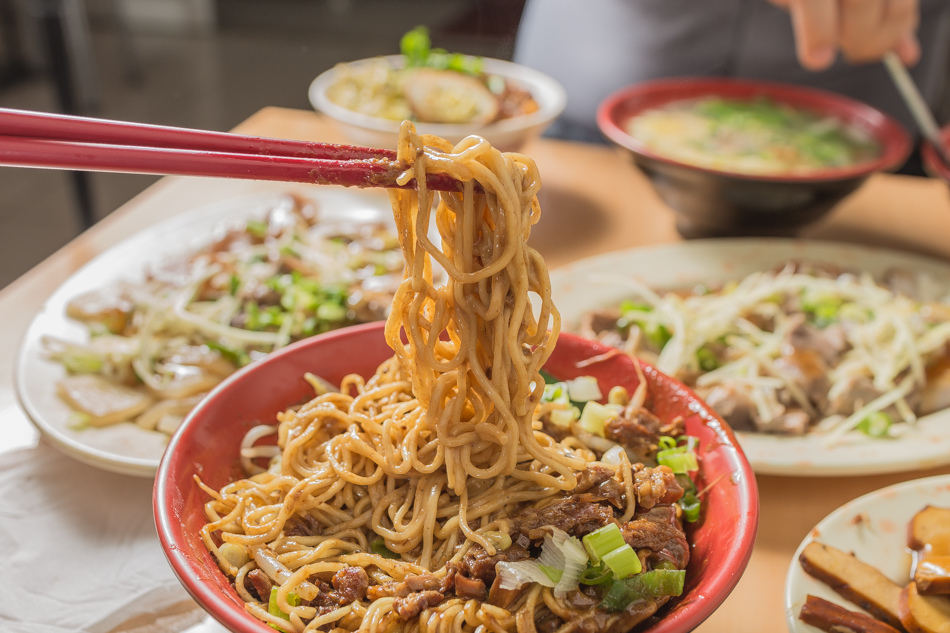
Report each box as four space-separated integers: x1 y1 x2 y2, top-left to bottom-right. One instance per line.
550 238 950 476
15 189 393 478
784 474 950 632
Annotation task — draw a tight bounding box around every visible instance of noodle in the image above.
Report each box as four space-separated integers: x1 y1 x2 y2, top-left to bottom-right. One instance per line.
201 123 690 633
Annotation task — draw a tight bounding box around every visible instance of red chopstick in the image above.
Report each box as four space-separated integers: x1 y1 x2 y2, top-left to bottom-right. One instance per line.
0 108 466 192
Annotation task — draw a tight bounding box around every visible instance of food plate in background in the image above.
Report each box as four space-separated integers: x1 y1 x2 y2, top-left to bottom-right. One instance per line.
549 239 950 476
15 189 394 477
783 473 950 632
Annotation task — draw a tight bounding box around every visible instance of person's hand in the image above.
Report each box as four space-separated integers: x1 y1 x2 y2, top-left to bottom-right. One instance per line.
768 0 920 70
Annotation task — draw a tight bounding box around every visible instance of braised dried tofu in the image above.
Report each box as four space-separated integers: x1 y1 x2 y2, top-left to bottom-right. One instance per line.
57 374 153 427
909 507 950 553
800 594 902 633
898 582 950 633
916 556 950 596
800 542 905 630
909 507 950 595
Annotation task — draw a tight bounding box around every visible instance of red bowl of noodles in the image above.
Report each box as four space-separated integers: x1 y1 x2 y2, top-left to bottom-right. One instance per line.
154 321 758 633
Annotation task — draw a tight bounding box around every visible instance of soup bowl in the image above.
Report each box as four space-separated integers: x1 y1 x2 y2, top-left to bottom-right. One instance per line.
154 321 758 633
310 55 566 152
597 78 911 238
921 124 950 184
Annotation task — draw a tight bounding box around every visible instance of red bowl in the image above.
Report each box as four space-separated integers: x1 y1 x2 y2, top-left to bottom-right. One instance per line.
922 125 950 184
154 321 758 633
597 78 912 238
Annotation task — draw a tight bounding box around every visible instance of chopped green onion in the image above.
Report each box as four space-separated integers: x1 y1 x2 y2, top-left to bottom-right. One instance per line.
657 446 698 474
582 524 626 563
857 411 893 438
206 341 250 368
619 300 652 314
67 412 92 430
679 492 701 523
219 543 250 568
548 407 579 428
657 436 677 451
370 539 400 559
539 564 563 584
578 561 614 586
567 376 603 403
600 570 686 612
542 382 569 405
316 302 347 322
246 219 269 239
229 274 240 296
482 531 512 551
578 402 618 437
801 292 843 327
696 346 720 371
268 586 300 620
644 322 672 350
59 349 104 374
602 544 642 578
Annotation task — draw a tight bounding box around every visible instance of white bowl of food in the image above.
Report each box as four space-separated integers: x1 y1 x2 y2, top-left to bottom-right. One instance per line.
309 31 565 151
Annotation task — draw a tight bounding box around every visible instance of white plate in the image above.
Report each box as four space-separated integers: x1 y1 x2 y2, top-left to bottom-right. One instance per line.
15 189 393 478
784 473 950 632
549 238 950 476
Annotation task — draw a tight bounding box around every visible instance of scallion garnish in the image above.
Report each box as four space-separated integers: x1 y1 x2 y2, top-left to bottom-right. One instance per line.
582 523 626 564
656 436 699 474
856 411 893 438
268 586 300 620
370 539 400 559
246 219 269 239
578 561 614 586
657 436 677 451
602 544 642 578
539 564 563 584
600 569 686 612
679 491 701 523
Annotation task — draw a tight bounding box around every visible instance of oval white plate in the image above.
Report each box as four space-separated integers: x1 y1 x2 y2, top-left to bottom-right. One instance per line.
550 238 950 476
15 189 393 478
784 473 950 632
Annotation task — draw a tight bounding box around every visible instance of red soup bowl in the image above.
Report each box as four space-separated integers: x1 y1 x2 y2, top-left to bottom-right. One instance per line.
597 78 911 238
921 124 950 184
154 321 758 633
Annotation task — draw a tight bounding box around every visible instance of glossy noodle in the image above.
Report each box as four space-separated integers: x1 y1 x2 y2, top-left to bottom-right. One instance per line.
200 122 692 633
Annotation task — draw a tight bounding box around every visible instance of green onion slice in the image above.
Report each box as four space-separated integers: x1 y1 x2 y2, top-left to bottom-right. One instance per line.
856 411 893 438
268 587 300 620
582 524 626 563
602 544 642 579
370 539 401 559
657 436 677 451
600 569 686 612
679 492 701 523
578 562 614 586
657 446 698 474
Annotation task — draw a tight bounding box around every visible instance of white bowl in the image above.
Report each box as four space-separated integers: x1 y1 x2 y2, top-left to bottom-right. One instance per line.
309 55 566 152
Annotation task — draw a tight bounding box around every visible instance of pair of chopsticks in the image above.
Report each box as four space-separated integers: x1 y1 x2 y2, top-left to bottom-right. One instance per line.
0 108 465 191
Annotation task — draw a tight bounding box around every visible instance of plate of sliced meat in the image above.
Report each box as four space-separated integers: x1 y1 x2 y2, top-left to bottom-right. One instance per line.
549 238 950 475
784 474 950 633
15 188 401 477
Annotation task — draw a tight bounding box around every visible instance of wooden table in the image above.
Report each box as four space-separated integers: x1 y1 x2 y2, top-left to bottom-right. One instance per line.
3 107 950 633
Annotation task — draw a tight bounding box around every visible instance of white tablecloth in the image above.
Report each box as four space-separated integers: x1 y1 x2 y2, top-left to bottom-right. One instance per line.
0 406 208 633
